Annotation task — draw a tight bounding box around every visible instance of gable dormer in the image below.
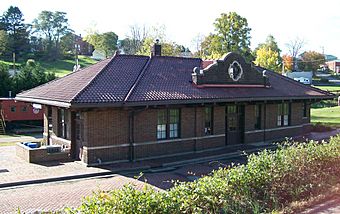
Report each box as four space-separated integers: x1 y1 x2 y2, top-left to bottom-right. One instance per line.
192 52 269 87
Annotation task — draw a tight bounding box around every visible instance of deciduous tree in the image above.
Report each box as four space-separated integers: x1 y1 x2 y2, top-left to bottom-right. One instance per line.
282 54 294 72
298 51 325 74
286 37 305 70
135 25 184 57
254 35 281 72
254 47 280 72
200 12 252 60
85 32 118 58
120 24 148 54
33 11 72 60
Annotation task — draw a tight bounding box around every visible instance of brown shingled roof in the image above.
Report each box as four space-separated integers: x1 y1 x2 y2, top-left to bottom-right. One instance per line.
16 53 335 107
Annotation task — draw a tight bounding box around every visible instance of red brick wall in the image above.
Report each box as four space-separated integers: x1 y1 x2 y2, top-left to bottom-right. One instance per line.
244 102 311 143
213 106 225 135
85 146 130 164
134 140 195 159
134 109 158 143
86 109 129 146
196 136 225 150
181 107 196 138
67 101 311 164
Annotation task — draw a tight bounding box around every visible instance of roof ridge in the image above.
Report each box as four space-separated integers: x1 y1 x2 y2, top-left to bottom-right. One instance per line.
70 55 116 103
152 55 202 60
16 58 108 97
123 56 152 102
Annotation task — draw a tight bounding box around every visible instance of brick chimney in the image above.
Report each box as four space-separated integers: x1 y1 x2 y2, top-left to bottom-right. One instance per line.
151 39 161 56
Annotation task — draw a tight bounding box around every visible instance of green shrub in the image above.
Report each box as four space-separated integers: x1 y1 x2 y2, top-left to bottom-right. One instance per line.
66 135 340 214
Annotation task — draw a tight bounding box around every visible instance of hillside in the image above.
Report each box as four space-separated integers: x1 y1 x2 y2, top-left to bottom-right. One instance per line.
1 55 98 77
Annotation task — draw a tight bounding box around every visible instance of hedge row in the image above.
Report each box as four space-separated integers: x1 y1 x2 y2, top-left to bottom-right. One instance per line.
66 135 340 214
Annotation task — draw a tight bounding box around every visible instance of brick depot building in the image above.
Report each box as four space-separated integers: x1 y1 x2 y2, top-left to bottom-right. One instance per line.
16 47 334 165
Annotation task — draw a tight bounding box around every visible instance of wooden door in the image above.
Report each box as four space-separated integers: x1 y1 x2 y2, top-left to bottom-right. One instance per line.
71 112 83 160
226 105 245 145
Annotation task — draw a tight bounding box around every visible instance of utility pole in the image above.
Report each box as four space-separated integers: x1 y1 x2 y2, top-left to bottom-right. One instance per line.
12 52 16 74
73 35 80 72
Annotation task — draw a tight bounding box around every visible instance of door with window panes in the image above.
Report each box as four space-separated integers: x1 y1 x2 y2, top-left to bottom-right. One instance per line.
74 112 83 160
226 105 245 145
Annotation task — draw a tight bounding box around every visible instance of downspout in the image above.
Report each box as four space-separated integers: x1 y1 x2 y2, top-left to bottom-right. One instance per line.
194 106 197 152
128 111 134 162
263 102 267 143
47 106 50 145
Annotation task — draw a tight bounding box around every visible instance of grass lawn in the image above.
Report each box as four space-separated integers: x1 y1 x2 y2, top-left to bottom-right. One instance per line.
0 134 21 138
40 55 98 77
311 106 340 126
0 60 21 68
315 85 340 92
0 142 16 147
1 55 98 77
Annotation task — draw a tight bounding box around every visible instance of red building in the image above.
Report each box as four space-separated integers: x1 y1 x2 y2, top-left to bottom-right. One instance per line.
0 98 43 122
325 60 340 74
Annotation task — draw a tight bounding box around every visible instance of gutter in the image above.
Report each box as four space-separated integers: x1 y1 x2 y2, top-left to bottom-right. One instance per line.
21 93 335 109
15 97 71 108
70 95 335 108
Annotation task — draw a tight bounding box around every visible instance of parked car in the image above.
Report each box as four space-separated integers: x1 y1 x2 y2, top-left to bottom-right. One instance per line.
294 77 310 84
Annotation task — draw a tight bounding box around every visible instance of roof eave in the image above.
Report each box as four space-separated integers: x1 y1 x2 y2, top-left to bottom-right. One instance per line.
15 96 71 108
69 95 336 108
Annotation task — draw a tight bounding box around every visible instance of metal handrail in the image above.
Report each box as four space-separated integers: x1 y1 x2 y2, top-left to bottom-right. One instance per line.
0 109 6 127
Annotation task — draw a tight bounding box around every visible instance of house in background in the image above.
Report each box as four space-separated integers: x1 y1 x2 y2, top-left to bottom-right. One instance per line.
324 54 337 62
74 34 94 56
326 60 340 74
15 44 335 166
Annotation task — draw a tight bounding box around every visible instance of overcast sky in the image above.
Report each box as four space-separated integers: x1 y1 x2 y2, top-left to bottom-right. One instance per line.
2 0 340 57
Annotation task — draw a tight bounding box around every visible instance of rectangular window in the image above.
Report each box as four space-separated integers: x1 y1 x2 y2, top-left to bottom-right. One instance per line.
169 109 179 138
277 103 290 127
227 105 237 131
157 109 167 140
157 109 180 140
10 106 16 112
303 102 307 118
254 104 261 129
58 109 67 139
283 103 289 126
227 105 237 114
204 107 213 135
48 107 53 131
21 106 27 112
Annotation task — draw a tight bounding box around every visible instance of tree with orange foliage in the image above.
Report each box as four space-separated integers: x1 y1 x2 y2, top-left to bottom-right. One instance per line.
282 54 293 72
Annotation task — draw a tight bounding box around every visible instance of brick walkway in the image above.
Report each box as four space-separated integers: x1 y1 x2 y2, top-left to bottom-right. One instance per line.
0 146 109 185
0 175 150 214
0 130 338 213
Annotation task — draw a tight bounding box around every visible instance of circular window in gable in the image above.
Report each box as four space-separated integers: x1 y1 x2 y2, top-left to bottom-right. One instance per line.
228 61 243 81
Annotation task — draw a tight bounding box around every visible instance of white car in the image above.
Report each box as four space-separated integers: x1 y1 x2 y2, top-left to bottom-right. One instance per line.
293 77 310 85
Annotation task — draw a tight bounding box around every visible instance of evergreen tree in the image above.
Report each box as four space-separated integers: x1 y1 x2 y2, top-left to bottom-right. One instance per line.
0 6 30 61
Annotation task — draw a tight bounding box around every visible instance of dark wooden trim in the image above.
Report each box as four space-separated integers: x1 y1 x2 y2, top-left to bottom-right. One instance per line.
70 111 76 159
